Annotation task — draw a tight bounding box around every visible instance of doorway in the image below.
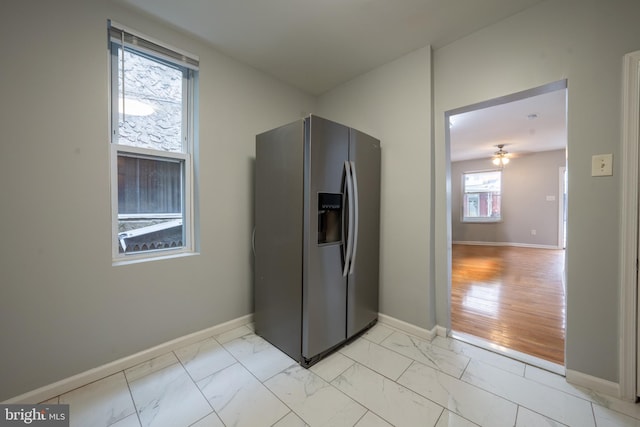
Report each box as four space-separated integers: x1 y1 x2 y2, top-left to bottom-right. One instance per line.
446 81 568 370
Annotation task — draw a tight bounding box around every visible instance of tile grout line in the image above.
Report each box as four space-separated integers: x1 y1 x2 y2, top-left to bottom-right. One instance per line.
358 327 526 425
313 350 400 426
170 348 221 427
332 356 448 427
122 369 143 427
217 335 306 426
327 354 395 424
367 331 540 425
432 408 446 427
457 359 596 426
301 350 401 427
350 409 368 427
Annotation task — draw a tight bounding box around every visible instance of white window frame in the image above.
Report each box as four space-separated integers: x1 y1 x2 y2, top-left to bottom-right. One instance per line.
461 169 502 223
108 21 198 263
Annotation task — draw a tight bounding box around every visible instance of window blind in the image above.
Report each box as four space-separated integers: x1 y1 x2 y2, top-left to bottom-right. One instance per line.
108 20 199 70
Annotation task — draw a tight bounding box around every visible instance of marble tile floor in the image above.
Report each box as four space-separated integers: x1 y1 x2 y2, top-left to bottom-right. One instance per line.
41 323 640 427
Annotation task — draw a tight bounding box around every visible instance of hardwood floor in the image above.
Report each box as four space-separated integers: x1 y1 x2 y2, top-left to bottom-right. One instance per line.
451 244 565 365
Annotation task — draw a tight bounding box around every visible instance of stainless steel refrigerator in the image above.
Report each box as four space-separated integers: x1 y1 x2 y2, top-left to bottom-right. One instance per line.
254 115 380 367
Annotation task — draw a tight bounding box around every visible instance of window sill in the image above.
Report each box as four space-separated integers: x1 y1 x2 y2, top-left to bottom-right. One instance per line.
112 250 199 267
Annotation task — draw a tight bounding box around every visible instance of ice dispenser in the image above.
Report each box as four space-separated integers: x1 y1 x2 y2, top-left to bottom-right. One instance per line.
318 193 342 244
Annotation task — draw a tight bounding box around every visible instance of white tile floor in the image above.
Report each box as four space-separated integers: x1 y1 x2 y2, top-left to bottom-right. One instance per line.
42 323 640 427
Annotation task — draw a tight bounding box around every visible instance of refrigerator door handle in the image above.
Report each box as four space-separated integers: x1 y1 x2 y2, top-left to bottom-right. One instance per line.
252 227 256 256
349 161 359 275
343 161 355 277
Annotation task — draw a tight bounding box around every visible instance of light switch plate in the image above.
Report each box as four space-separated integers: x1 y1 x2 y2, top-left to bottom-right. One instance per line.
592 154 613 176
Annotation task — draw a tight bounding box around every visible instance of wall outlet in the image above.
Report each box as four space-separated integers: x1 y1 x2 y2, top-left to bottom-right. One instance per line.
531 229 537 235
591 154 613 176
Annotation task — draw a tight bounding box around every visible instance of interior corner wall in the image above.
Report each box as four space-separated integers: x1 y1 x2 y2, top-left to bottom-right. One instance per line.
434 0 640 383
0 0 315 401
316 46 434 330
451 149 566 247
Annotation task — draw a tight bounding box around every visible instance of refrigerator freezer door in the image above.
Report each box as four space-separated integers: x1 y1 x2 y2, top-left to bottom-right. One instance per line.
254 120 305 362
347 128 381 338
302 116 350 362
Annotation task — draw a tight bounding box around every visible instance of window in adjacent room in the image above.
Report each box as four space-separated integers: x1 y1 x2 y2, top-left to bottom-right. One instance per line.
108 21 199 260
462 170 502 222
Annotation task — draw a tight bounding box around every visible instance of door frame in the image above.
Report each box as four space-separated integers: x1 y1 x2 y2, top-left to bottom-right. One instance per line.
619 50 640 401
558 166 567 249
445 80 568 368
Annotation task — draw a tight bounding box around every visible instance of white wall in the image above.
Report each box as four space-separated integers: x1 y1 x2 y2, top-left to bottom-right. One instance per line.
434 0 640 383
317 47 434 329
0 0 315 401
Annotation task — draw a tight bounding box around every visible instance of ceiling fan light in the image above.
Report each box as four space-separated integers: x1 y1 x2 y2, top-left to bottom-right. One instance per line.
492 157 501 166
502 157 509 165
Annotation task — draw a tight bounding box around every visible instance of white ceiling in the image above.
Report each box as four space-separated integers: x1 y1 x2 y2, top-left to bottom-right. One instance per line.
117 0 545 95
449 89 567 162
116 0 563 160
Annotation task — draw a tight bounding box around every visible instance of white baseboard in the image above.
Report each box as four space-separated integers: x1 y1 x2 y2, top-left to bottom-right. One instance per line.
11 312 623 405
453 241 561 250
4 314 253 404
379 314 623 400
566 369 621 399
377 313 438 341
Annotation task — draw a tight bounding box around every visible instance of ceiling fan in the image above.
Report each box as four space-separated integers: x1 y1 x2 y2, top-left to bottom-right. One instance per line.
492 144 511 166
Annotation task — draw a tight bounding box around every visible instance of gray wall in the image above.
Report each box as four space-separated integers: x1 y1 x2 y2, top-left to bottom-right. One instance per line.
0 0 315 401
317 47 434 330
434 0 640 383
451 150 566 247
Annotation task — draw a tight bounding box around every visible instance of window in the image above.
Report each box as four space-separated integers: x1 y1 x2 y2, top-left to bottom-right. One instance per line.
462 170 502 222
109 21 198 260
